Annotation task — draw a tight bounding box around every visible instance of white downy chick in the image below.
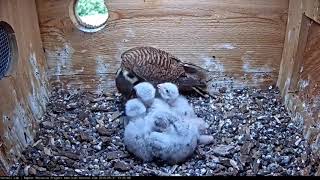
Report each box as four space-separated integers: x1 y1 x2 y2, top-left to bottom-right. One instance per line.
146 109 177 133
157 82 210 130
124 98 146 127
123 99 155 162
183 117 213 145
157 82 213 145
124 119 155 162
133 82 156 108
125 98 147 120
186 117 213 145
189 117 209 133
133 82 170 112
157 82 196 118
146 110 199 164
198 134 214 145
149 98 171 113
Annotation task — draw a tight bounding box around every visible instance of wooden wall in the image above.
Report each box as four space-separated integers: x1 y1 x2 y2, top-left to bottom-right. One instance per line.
298 21 320 128
36 0 289 94
0 0 49 174
277 0 320 153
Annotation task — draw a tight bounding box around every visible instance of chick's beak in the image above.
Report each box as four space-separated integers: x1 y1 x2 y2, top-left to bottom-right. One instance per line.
156 84 161 89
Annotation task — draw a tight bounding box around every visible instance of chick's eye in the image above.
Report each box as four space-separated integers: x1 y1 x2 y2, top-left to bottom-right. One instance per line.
165 89 169 93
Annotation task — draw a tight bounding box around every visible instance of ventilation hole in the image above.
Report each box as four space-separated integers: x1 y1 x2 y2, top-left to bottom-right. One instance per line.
0 24 11 79
0 21 17 79
70 0 109 33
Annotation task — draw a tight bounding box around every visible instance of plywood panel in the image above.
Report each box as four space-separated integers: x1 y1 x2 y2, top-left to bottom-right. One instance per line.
277 0 306 97
305 0 320 24
278 0 320 96
277 0 320 154
36 0 288 92
0 0 49 173
51 71 278 95
297 21 320 123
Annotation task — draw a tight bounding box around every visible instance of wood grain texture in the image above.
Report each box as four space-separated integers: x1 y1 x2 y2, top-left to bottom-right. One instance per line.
305 0 320 24
277 0 320 149
278 0 320 96
277 0 305 96
36 0 288 92
288 15 312 92
0 0 49 173
297 21 320 123
51 71 278 95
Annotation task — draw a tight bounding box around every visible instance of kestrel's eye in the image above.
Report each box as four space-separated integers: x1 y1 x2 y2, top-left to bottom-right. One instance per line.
126 71 135 79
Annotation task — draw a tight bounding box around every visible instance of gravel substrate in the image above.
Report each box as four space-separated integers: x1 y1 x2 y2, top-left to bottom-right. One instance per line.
10 85 320 176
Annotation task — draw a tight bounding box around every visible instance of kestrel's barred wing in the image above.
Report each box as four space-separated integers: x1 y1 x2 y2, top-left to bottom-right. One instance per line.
121 46 185 82
118 46 209 97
